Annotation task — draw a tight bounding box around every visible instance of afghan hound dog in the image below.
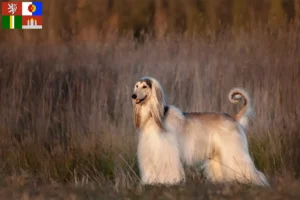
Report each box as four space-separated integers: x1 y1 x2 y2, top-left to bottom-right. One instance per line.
131 76 269 187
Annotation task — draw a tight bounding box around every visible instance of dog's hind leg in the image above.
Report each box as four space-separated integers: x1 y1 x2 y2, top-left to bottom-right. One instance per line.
217 128 269 186
203 134 224 183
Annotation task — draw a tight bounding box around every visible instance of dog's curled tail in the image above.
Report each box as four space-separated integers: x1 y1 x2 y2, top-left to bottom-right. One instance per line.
228 88 255 129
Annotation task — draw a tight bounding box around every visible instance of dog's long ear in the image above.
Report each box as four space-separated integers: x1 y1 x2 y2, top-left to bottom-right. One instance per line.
149 80 166 130
133 104 141 128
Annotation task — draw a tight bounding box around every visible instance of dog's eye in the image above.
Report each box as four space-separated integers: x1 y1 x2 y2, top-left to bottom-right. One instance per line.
136 85 138 88
142 86 147 89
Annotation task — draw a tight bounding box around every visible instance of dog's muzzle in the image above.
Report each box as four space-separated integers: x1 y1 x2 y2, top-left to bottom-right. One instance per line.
132 94 146 104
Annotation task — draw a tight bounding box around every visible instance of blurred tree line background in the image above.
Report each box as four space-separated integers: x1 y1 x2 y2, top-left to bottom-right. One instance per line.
1 0 300 43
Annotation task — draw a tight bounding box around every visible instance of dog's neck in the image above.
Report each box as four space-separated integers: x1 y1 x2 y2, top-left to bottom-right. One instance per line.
134 105 169 131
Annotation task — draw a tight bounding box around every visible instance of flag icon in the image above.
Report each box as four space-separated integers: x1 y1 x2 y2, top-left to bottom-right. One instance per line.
2 2 43 30
2 15 22 29
2 2 22 15
22 2 42 16
22 16 42 29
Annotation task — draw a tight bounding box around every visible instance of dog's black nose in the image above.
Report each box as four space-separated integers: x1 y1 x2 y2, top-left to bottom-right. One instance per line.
132 94 137 99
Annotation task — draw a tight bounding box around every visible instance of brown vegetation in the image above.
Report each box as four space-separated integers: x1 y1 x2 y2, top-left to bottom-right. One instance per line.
1 0 300 42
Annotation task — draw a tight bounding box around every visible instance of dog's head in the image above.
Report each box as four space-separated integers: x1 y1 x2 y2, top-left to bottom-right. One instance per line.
132 78 153 105
132 77 166 130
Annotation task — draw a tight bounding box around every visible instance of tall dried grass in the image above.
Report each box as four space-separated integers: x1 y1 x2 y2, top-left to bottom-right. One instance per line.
1 0 298 43
0 23 299 191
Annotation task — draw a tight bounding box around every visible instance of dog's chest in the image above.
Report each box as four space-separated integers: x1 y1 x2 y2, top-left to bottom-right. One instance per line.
138 128 177 160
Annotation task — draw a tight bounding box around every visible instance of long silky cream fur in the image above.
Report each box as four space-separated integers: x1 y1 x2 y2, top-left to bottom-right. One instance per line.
148 77 166 131
132 77 269 187
133 77 185 185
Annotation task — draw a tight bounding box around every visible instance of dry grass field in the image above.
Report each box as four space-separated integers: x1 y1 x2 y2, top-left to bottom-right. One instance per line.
0 26 300 198
0 0 300 199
